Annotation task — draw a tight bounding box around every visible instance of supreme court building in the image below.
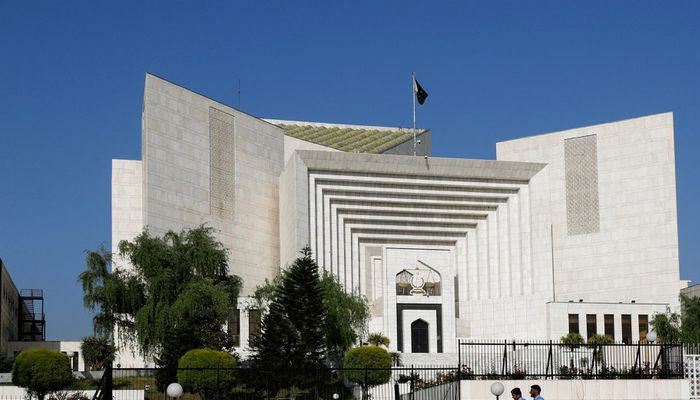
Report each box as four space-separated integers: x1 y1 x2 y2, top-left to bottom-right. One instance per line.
112 74 682 365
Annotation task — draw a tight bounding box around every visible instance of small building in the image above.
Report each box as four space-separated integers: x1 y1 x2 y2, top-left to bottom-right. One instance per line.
682 282 700 299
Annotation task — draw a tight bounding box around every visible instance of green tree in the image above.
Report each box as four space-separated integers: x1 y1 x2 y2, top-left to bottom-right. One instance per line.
367 333 390 348
561 332 585 348
248 246 328 392
12 348 73 400
177 349 237 400
587 334 613 365
81 336 116 370
0 348 14 373
78 226 242 387
253 264 369 366
651 294 700 343
320 271 370 364
587 334 614 345
344 346 392 397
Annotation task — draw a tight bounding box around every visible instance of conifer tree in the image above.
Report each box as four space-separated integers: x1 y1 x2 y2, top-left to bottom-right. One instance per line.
248 246 328 392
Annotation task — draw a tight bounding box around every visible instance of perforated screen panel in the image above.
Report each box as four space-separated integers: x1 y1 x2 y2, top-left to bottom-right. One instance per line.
209 107 235 219
565 134 600 235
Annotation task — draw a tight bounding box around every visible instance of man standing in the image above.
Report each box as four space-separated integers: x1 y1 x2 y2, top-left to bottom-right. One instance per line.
530 385 544 400
511 388 525 400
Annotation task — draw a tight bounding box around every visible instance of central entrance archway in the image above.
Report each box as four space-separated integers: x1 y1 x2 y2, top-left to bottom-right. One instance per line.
411 319 429 353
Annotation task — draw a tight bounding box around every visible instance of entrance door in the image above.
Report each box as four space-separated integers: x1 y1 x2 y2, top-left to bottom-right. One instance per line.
411 319 429 353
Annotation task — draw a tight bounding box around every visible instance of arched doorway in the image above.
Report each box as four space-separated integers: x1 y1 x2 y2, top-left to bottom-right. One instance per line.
411 319 429 353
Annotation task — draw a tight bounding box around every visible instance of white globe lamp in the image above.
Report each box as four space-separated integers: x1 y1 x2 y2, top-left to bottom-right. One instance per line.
490 381 505 400
647 330 657 343
167 383 183 398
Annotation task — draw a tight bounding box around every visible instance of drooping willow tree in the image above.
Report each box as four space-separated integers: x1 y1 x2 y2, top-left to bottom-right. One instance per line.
79 225 242 386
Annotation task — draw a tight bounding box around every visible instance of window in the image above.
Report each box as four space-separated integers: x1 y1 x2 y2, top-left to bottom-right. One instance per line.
604 314 615 340
568 314 579 334
639 314 649 343
248 309 261 339
586 314 597 339
622 314 632 344
228 309 240 347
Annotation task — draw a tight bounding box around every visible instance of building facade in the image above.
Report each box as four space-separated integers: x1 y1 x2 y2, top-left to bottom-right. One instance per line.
112 74 681 364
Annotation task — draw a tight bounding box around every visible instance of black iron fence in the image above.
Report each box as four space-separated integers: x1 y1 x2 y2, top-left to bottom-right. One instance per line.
90 366 460 400
85 342 687 400
458 340 684 380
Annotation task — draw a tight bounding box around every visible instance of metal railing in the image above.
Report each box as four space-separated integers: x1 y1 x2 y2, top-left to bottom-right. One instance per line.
458 339 684 379
91 366 460 400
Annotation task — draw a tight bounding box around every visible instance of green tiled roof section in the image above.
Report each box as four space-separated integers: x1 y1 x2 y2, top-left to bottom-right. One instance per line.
277 124 419 154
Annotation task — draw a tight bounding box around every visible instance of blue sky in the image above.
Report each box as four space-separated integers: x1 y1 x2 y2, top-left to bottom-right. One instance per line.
1 2 698 340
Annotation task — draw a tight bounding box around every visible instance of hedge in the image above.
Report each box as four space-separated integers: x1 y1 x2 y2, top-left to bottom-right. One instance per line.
12 348 72 400
343 346 392 386
177 349 237 400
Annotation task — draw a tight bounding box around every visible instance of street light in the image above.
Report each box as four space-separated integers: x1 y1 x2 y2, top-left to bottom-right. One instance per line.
647 330 657 343
490 382 505 400
167 383 183 399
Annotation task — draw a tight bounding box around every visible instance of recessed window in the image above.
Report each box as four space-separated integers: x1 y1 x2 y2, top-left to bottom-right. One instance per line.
568 314 579 334
604 314 615 340
622 314 632 344
639 314 648 343
228 309 240 347
248 309 261 339
586 314 597 339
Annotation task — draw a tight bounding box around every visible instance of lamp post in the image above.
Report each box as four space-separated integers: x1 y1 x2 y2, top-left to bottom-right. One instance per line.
647 330 657 343
490 382 505 400
167 383 183 400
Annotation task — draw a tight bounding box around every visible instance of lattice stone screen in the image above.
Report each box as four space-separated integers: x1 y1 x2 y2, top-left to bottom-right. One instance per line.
687 354 700 399
565 134 600 235
209 107 235 219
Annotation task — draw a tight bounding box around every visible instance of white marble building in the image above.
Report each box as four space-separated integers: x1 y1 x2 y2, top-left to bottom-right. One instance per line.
112 74 681 365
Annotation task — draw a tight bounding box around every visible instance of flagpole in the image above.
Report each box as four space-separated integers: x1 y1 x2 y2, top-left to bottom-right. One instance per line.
412 72 416 156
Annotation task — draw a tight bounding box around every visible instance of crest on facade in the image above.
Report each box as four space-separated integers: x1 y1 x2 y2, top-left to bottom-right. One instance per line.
396 261 441 296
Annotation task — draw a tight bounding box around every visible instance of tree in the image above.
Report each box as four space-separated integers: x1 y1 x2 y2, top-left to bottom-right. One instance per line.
650 294 700 344
177 349 237 400
253 263 370 366
81 336 116 370
587 334 613 365
587 334 613 345
12 348 73 400
78 225 242 387
344 346 392 397
561 332 585 348
248 246 328 393
0 348 14 373
320 272 370 364
367 333 390 348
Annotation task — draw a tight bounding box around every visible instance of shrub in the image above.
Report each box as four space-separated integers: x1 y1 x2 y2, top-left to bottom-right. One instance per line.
177 349 237 400
587 334 613 345
561 333 585 348
12 348 73 400
80 336 116 370
367 333 390 347
343 346 392 387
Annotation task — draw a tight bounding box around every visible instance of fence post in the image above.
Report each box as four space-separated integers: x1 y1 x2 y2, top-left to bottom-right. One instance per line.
501 340 508 376
457 339 461 379
104 363 112 400
546 340 553 379
216 364 221 400
634 342 641 375
363 366 368 400
410 365 415 400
